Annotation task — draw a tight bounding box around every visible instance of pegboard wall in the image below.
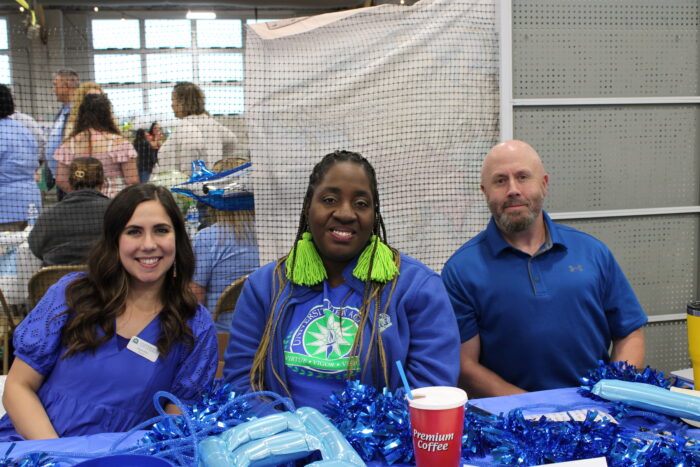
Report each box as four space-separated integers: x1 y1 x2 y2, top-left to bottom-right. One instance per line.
644 319 691 375
511 0 700 370
514 105 700 212
512 0 699 98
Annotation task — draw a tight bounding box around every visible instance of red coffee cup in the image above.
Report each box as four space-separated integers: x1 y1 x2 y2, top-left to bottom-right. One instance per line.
408 386 468 467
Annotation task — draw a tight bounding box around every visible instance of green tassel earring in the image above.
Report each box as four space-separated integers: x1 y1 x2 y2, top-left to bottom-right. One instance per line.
286 232 327 286
353 235 399 283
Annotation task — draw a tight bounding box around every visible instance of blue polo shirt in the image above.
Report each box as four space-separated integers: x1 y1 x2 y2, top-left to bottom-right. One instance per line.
441 211 647 391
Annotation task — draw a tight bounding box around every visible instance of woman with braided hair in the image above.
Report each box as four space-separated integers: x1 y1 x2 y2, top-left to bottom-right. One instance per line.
223 150 459 410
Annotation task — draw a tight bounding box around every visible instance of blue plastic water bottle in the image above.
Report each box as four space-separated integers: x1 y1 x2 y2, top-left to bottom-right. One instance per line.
27 203 39 227
186 204 199 239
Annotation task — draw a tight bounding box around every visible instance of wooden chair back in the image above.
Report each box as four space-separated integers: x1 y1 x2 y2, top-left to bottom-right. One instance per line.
28 265 86 309
0 287 14 374
216 332 230 379
212 275 248 325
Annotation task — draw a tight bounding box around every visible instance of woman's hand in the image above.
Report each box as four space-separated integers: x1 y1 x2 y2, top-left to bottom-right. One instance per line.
147 132 163 150
3 358 58 439
122 158 140 186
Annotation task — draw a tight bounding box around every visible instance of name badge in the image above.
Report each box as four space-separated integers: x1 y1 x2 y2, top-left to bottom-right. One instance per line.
127 336 159 362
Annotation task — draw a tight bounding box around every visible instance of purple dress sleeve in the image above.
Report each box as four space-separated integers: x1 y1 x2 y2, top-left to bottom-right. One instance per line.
13 273 81 375
169 304 218 404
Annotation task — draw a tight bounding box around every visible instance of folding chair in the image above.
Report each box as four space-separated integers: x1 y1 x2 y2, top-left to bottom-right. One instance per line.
212 275 248 325
212 275 248 378
0 287 15 374
216 333 229 379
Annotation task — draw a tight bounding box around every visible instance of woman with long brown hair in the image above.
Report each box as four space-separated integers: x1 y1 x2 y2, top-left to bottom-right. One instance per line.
223 151 459 411
55 93 138 198
0 184 217 441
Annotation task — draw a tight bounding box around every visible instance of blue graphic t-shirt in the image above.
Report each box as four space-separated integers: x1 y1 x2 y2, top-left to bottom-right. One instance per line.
284 282 363 410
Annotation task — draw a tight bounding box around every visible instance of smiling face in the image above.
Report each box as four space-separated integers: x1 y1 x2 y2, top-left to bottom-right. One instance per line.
118 200 176 292
480 140 549 234
307 161 375 277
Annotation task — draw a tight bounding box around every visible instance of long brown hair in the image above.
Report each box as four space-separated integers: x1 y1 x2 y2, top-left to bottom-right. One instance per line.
69 93 121 139
61 184 198 358
250 150 400 395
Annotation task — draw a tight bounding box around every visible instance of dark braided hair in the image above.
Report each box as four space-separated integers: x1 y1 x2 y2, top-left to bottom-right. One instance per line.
250 150 400 395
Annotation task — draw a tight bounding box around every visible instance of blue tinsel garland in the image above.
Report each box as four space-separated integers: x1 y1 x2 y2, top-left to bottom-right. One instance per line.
3 363 700 466
320 362 700 466
579 360 682 401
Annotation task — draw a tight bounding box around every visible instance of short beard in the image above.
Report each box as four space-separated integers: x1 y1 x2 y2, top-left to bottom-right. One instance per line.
495 208 537 233
489 196 543 234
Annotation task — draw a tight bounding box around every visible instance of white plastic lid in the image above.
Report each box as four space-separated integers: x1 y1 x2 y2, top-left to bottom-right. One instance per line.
408 386 468 410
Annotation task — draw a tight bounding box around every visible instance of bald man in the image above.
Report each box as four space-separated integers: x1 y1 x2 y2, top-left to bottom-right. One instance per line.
441 140 647 398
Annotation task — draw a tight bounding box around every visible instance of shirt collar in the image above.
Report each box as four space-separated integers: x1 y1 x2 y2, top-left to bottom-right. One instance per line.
485 210 566 256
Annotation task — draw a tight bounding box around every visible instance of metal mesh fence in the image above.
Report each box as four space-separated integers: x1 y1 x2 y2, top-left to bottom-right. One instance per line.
0 0 498 317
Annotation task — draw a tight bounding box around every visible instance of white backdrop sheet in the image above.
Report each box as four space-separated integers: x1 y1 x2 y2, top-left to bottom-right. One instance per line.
246 0 498 271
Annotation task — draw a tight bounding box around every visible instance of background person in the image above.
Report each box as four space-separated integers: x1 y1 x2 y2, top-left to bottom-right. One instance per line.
29 157 109 266
223 150 459 411
45 69 79 200
63 82 104 139
10 110 46 169
441 140 647 398
0 184 217 441
156 82 237 174
189 158 259 333
134 127 159 183
156 82 237 228
0 84 41 231
146 122 164 151
54 94 138 198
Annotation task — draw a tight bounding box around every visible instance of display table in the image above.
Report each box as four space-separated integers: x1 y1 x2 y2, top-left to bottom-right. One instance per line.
0 387 697 465
0 230 42 306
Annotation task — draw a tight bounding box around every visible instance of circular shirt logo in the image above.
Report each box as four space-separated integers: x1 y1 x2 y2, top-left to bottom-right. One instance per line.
284 300 360 377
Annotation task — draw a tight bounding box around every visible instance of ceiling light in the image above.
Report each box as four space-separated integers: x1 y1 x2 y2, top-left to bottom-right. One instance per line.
186 11 216 20
93 6 99 12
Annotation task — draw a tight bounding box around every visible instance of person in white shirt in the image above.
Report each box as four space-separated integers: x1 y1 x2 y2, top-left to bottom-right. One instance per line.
156 82 237 175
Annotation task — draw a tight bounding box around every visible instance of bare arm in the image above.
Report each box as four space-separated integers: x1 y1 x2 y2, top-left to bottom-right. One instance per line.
190 282 206 305
459 336 527 399
121 158 139 186
2 358 58 440
56 162 72 193
610 328 645 368
165 404 181 415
